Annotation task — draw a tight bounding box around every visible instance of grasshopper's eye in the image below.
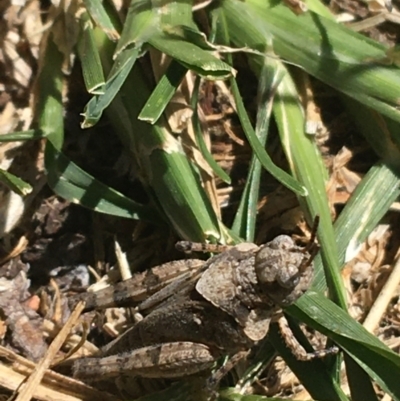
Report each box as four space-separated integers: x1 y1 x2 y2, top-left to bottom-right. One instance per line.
254 246 281 284
255 248 300 289
277 271 300 289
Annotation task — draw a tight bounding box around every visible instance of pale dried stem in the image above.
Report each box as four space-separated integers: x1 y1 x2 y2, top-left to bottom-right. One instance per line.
49 278 63 326
0 346 120 401
0 235 29 264
349 10 400 32
192 0 213 11
42 318 99 356
363 253 400 333
14 301 85 401
0 363 80 401
115 239 132 281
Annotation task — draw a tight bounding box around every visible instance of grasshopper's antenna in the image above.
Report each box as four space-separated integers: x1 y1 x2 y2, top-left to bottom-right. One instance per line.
175 241 232 254
299 215 320 273
303 215 320 253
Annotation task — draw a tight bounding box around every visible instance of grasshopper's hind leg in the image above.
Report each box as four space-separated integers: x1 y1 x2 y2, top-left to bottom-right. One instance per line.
73 342 217 381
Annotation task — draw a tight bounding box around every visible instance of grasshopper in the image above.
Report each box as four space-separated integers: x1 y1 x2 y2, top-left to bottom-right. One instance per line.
69 226 330 384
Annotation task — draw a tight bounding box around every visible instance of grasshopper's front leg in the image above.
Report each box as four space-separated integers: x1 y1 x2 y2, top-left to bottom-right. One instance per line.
72 342 217 380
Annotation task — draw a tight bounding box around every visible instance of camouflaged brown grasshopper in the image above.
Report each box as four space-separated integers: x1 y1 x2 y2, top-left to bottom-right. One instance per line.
69 220 332 383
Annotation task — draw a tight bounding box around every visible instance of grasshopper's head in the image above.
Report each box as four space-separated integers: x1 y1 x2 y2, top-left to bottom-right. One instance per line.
254 235 315 306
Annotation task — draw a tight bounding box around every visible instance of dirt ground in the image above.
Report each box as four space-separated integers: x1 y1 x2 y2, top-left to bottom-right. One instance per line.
1 0 400 400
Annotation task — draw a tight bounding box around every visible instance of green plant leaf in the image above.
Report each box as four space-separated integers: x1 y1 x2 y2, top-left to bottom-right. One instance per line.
45 142 158 221
138 59 188 124
231 77 307 197
222 0 400 125
0 169 32 196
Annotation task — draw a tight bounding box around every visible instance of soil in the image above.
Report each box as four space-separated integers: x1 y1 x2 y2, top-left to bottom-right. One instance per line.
0 0 400 399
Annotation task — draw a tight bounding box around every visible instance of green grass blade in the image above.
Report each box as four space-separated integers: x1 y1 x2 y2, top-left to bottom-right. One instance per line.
344 355 379 401
312 154 400 289
288 292 400 401
232 58 284 240
138 59 188 123
157 0 194 27
45 142 158 221
82 46 140 127
0 169 32 196
157 0 234 78
334 164 400 275
149 31 234 80
0 130 45 141
191 77 231 184
222 0 400 124
282 89 400 401
35 35 64 151
268 67 349 400
77 11 106 95
84 0 234 125
113 0 157 57
82 0 161 126
93 27 230 243
82 0 120 41
230 78 307 197
273 69 347 309
37 33 157 222
114 0 233 82
112 65 225 242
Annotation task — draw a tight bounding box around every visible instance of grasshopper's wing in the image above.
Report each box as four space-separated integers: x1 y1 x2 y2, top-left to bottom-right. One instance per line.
69 259 204 312
137 263 205 314
195 243 272 341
